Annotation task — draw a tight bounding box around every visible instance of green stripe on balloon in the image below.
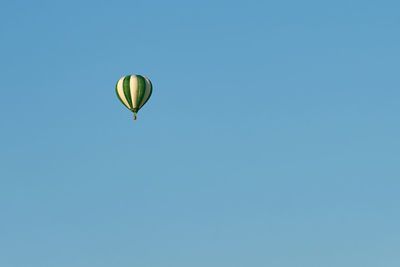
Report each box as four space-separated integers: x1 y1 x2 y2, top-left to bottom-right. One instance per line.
123 76 132 109
136 75 146 109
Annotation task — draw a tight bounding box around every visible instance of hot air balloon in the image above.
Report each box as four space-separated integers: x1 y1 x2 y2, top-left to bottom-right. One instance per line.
116 75 153 120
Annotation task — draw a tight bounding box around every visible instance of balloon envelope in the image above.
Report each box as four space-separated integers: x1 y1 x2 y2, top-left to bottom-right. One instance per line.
116 75 152 115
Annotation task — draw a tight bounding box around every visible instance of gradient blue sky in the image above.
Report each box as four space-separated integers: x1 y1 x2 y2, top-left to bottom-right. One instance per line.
1 0 400 266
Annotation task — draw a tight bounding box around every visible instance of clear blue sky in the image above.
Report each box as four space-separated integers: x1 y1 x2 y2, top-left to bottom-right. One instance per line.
1 0 399 266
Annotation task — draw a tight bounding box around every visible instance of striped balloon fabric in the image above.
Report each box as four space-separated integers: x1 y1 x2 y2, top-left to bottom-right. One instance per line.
116 75 153 119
